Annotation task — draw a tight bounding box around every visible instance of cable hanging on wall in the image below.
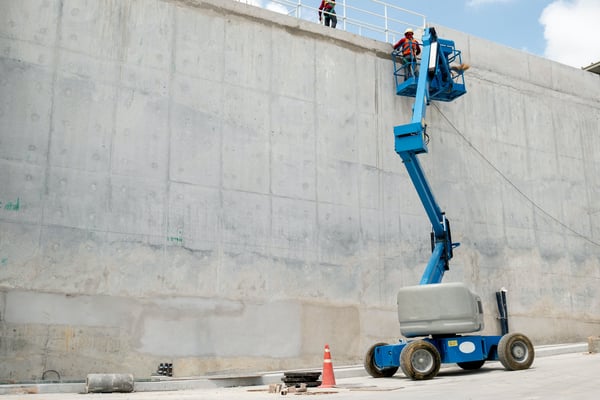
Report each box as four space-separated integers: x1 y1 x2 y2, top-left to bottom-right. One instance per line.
432 103 600 249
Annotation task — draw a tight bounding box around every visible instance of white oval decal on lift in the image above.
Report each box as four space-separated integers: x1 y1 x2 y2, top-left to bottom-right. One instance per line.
459 341 476 354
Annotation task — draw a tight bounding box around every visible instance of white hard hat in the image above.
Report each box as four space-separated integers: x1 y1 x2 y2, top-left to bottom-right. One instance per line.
405 28 414 34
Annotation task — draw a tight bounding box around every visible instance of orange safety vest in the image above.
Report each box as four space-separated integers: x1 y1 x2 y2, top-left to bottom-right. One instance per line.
401 38 419 57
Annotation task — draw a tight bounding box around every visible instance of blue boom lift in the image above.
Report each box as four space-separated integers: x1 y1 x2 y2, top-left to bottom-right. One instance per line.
364 27 535 380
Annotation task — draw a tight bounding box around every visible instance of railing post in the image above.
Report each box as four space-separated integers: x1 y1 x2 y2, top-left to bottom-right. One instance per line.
342 0 347 31
384 4 389 43
262 0 426 44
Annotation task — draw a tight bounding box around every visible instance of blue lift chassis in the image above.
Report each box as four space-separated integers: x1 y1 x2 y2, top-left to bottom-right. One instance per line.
364 27 534 380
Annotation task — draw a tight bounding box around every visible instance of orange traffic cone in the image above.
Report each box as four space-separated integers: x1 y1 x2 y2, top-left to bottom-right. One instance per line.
319 344 336 388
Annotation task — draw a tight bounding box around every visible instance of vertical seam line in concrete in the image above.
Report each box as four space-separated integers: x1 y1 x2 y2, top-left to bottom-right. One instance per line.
489 83 507 245
522 57 536 246
313 38 321 267
217 6 227 293
376 58 384 304
108 0 130 239
267 24 274 289
108 0 123 221
40 0 65 247
165 2 177 259
575 103 593 240
355 52 363 261
582 111 595 241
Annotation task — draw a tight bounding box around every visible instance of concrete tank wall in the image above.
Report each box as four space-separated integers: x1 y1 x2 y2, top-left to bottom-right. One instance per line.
1 0 599 382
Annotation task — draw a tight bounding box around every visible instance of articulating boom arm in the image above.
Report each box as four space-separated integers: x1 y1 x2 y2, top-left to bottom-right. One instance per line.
393 27 466 285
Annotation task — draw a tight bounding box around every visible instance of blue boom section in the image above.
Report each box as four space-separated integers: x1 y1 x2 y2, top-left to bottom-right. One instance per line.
393 27 466 285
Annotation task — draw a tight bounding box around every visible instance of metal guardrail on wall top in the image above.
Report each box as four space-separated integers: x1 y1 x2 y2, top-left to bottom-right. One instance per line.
235 0 427 45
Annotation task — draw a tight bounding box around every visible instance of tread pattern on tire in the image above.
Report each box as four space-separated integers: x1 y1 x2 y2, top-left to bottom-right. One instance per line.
400 340 441 380
364 342 399 378
498 332 535 371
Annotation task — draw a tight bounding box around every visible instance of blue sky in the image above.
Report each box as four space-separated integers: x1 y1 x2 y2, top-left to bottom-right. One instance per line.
419 0 600 68
236 0 600 69
419 1 551 55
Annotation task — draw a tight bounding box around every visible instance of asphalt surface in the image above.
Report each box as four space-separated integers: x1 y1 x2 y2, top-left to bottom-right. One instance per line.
1 344 598 399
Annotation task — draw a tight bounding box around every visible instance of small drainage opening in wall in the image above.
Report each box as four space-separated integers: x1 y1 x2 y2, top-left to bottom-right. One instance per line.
156 363 173 377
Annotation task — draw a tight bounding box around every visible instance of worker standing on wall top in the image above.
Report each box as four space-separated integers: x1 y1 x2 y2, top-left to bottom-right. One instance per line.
393 28 421 78
318 0 337 28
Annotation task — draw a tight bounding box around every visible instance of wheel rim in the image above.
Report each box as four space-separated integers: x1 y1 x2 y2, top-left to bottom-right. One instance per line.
511 341 528 362
411 349 434 373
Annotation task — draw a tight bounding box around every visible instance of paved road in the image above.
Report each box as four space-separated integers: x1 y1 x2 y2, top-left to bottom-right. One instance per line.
3 351 599 399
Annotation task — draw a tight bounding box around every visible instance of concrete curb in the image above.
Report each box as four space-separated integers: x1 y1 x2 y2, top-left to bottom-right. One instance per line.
533 342 588 357
0 343 589 395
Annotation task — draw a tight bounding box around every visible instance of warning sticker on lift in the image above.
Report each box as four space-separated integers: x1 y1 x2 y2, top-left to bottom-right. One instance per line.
448 340 458 347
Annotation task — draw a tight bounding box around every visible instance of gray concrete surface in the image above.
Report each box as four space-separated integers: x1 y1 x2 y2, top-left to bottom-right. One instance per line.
0 344 597 398
1 0 600 383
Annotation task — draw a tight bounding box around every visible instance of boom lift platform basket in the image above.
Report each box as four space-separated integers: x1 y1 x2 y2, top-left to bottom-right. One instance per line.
392 35 466 102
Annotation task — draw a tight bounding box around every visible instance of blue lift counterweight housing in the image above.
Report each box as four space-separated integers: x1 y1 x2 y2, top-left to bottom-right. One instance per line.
364 27 535 381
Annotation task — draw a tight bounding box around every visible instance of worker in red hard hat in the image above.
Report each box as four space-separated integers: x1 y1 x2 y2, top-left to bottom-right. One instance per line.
393 28 421 78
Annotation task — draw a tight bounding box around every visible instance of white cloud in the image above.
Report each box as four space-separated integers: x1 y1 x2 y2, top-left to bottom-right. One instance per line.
234 0 263 7
265 2 289 15
540 0 600 68
235 1 290 16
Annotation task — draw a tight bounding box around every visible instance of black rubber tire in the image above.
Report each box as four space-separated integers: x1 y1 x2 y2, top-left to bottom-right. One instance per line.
457 360 485 370
364 342 399 378
400 340 441 380
498 333 535 371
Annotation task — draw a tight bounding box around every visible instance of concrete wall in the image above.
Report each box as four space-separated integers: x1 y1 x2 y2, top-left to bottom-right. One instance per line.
1 0 599 382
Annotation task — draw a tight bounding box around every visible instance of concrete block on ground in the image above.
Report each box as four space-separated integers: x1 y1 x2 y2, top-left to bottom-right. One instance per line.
588 336 600 353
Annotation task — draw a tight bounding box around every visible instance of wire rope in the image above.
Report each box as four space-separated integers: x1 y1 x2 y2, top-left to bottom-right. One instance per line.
432 103 600 248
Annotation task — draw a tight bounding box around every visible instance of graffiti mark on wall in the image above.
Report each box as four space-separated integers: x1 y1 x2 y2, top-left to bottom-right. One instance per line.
167 229 183 244
167 236 183 243
0 197 20 211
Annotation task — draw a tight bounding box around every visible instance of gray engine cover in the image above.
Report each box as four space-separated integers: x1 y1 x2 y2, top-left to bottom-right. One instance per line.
397 282 484 337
